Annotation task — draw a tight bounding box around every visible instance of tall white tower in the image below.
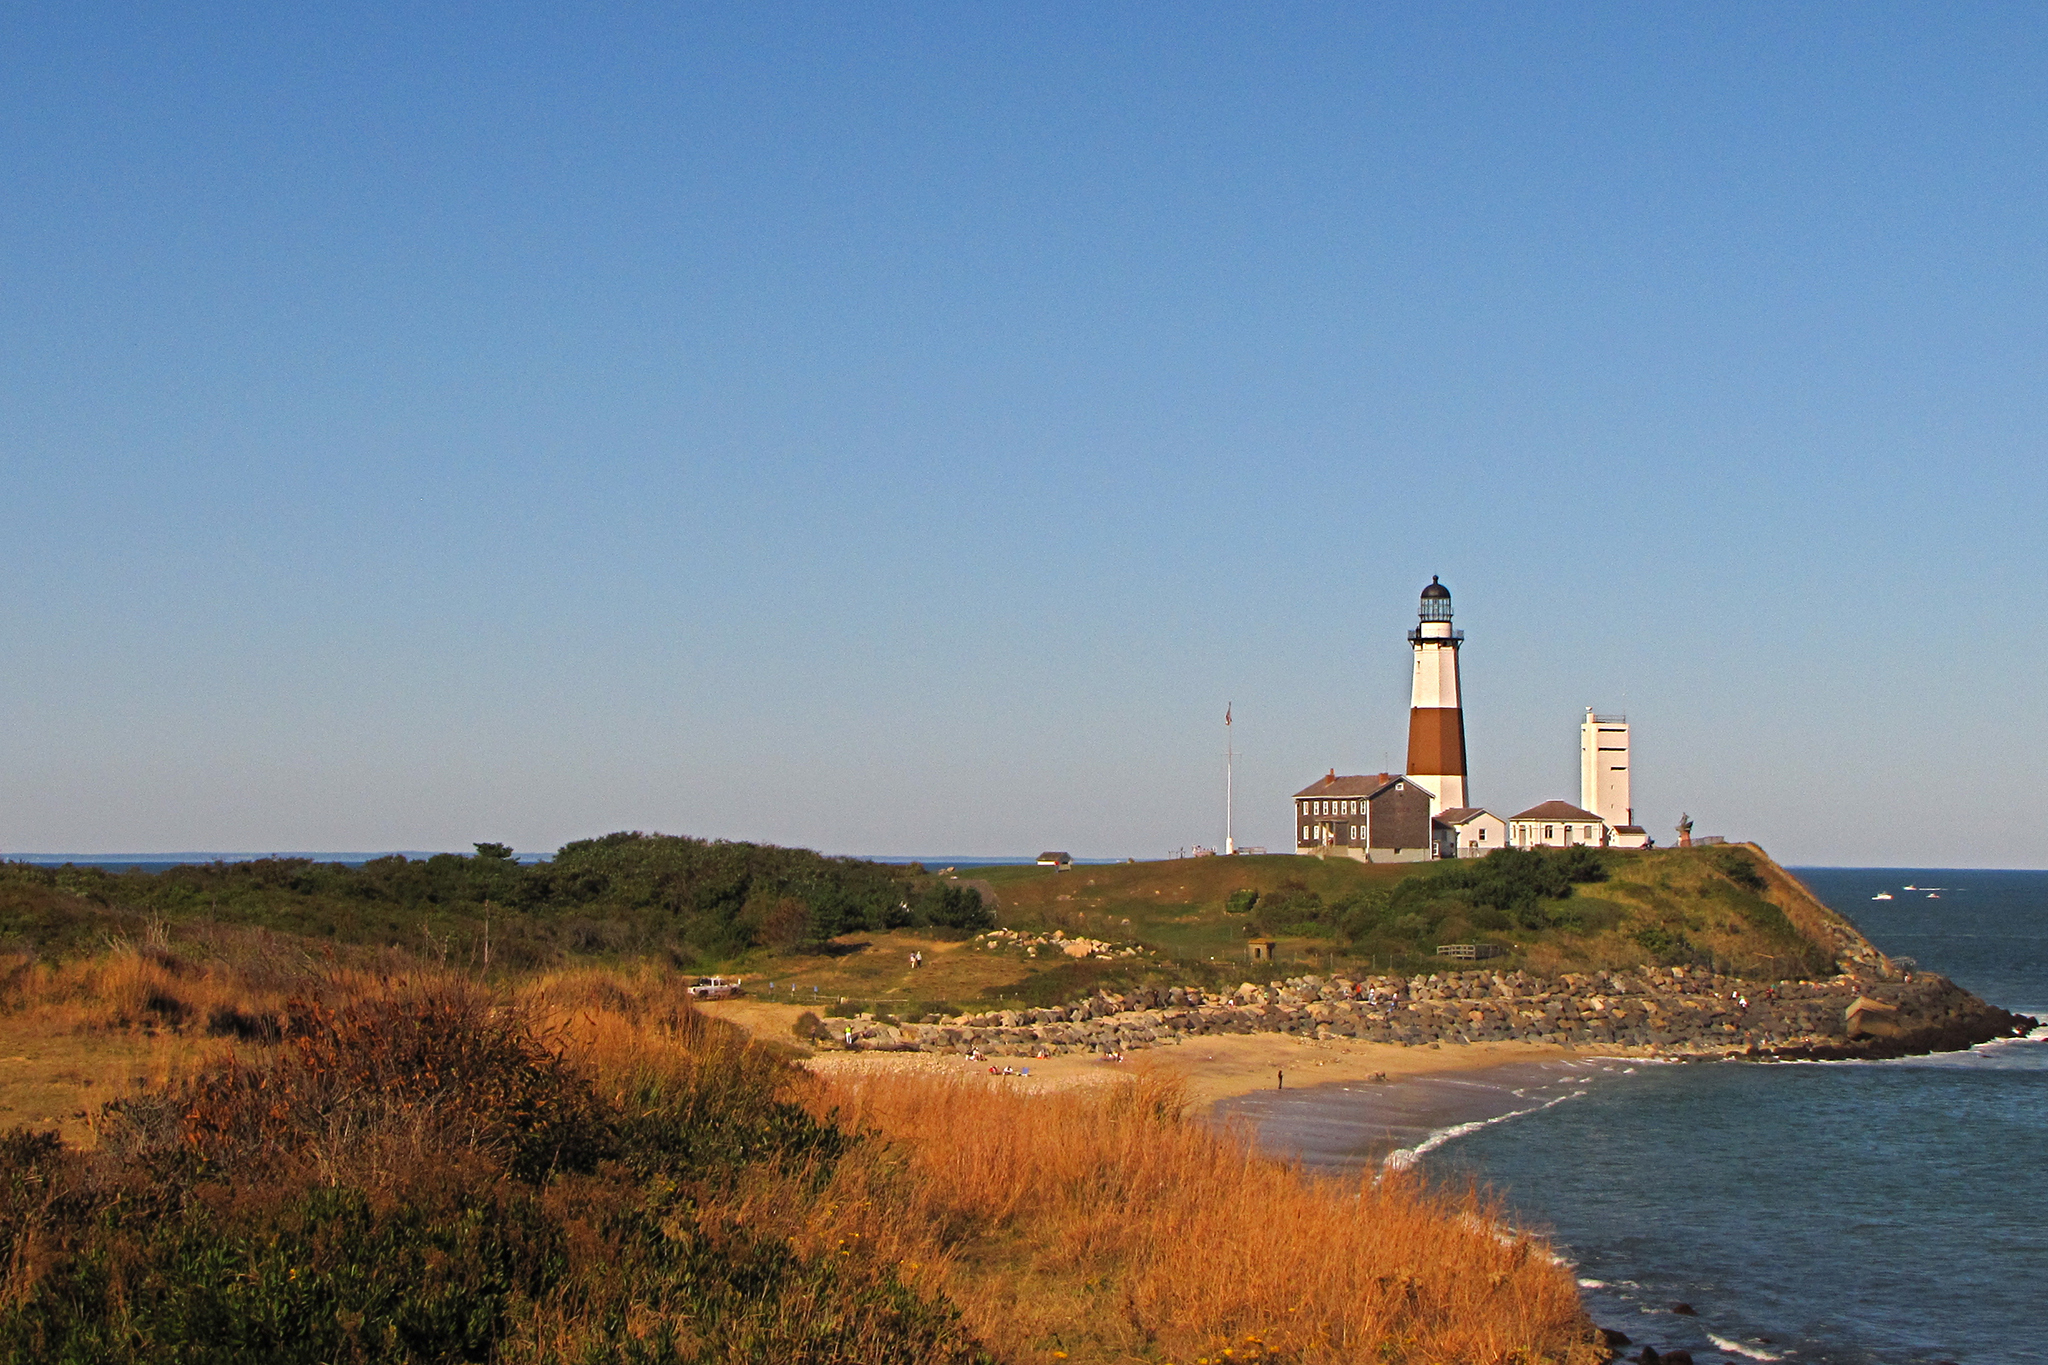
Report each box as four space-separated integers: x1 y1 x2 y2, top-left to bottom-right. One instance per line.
1406 577 1467 815
1580 709 1631 828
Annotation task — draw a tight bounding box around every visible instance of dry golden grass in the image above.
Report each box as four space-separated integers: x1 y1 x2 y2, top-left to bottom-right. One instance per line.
0 932 310 1143
806 1071 1600 1365
0 947 1601 1364
513 971 1600 1363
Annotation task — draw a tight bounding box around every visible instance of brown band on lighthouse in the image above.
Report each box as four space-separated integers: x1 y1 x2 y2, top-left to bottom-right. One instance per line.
1406 707 1468 777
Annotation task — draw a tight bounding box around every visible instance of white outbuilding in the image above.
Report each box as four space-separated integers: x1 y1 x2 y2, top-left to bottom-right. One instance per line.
1433 807 1507 858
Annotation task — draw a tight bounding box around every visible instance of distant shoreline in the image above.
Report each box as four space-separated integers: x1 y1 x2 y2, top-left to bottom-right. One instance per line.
9 852 2046 873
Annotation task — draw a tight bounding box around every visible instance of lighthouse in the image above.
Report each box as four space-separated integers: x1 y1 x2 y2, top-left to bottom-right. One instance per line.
1406 576 1467 815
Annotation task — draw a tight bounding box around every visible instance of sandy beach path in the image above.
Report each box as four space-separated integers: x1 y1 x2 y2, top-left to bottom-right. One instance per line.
694 999 1601 1106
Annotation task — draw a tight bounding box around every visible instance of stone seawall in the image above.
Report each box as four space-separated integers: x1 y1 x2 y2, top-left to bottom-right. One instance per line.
822 966 2035 1061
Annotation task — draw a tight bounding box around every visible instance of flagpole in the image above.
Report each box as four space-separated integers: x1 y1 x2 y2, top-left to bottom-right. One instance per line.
1225 704 1235 855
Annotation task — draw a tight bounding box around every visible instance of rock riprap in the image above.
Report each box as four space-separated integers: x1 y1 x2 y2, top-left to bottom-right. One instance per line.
824 966 2034 1060
969 928 1148 960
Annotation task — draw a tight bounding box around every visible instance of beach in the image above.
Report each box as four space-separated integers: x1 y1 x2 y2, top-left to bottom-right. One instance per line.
699 996 1590 1107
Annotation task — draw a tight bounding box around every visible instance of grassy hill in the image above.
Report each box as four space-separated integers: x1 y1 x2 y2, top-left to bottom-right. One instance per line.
729 843 1872 1017
0 837 1875 1023
970 843 1852 976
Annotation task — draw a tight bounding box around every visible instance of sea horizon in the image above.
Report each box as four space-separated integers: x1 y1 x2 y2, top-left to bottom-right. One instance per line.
6 851 2045 874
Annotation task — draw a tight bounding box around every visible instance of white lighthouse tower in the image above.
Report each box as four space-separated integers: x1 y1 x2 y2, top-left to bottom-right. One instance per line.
1405 576 1468 815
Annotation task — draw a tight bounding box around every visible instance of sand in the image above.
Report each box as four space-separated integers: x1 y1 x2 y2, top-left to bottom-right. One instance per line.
693 998 1604 1107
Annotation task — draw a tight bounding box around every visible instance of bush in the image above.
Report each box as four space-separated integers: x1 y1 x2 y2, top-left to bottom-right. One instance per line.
1365 848 1611 942
1708 847 1768 894
0 982 983 1364
1633 924 1696 964
0 835 992 971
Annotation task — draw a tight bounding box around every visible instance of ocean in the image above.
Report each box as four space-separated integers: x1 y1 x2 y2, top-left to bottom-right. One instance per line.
1226 868 2048 1365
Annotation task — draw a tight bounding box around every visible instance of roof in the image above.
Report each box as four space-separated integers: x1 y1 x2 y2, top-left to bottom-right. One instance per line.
1420 575 1450 599
1433 807 1498 825
1293 771 1402 799
1510 800 1604 823
1612 826 1646 834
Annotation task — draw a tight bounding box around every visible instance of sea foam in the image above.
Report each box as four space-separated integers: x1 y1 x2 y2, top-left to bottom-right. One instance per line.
1382 1088 1585 1171
1708 1333 1783 1361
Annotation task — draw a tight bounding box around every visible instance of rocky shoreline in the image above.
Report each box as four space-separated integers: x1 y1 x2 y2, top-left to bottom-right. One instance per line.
823 964 2036 1061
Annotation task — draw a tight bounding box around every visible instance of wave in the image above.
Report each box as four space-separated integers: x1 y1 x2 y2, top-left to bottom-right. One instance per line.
1382 1088 1586 1171
1709 1332 1783 1360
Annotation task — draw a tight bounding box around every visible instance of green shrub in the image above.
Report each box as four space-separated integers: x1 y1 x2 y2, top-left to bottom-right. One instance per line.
1382 848 1608 935
1706 847 1767 894
1633 924 1697 964
0 834 992 970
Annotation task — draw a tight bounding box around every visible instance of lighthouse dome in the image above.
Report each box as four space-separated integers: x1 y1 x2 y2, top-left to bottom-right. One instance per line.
1418 576 1454 622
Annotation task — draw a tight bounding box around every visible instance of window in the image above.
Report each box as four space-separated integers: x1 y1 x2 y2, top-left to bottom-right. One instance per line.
1544 825 1554 839
1584 826 1595 839
1478 828 1487 841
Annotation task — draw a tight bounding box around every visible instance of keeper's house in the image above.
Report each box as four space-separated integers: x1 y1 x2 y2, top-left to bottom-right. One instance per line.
1508 800 1610 849
1507 800 1653 850
1293 770 1435 862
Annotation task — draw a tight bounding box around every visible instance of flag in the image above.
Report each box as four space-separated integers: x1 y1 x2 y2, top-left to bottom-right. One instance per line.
1225 704 1232 726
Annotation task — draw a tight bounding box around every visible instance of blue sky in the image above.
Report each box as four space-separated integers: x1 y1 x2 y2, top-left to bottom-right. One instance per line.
2 4 2043 865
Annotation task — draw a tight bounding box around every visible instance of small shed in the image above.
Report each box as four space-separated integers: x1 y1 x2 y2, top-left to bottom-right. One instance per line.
1036 851 1073 868
1248 937 1277 964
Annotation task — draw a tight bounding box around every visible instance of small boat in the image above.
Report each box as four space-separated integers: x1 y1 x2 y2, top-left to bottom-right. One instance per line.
1927 893 1940 899
1904 884 1918 891
1872 892 1893 900
687 975 745 1000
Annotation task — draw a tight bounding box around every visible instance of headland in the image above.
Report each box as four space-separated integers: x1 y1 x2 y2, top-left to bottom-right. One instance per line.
789 843 2035 1106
